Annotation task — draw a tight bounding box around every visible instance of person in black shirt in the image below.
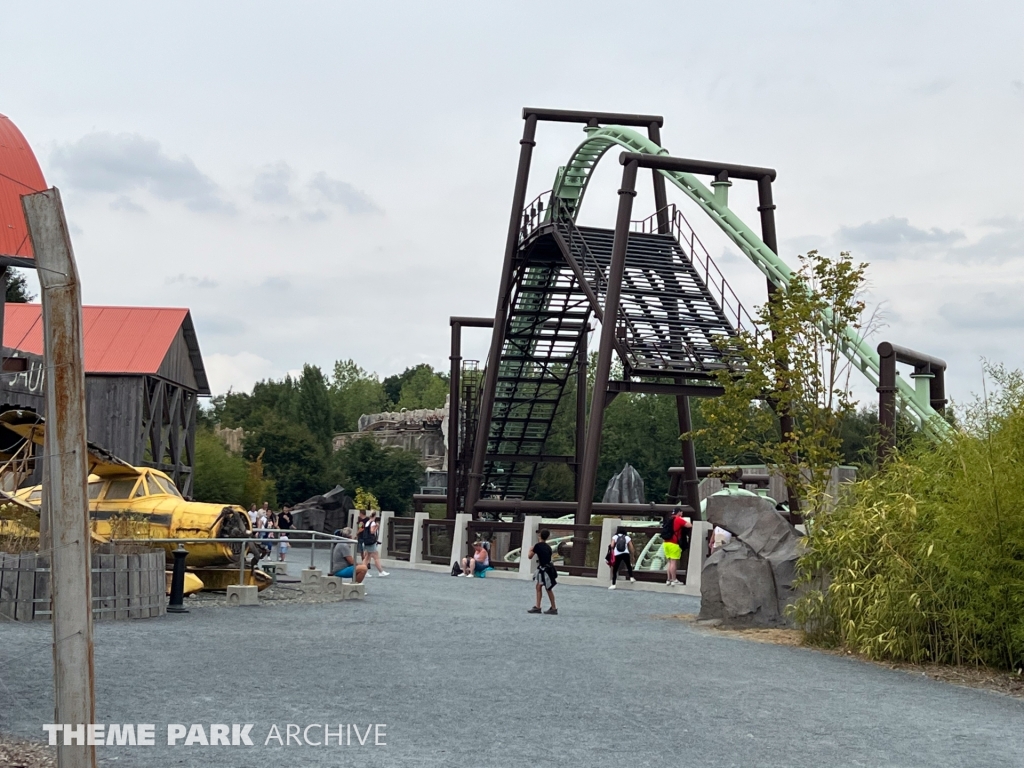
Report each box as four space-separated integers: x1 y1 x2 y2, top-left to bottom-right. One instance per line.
278 506 293 531
527 529 558 615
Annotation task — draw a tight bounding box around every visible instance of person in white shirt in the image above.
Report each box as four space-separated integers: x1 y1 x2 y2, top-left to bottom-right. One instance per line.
608 526 636 589
712 525 733 551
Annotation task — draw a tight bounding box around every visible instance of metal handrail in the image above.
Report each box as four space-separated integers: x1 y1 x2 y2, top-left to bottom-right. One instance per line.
520 190 553 241
631 204 758 335
108 533 357 586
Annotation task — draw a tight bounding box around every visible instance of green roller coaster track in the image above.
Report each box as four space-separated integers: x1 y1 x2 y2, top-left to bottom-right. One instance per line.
545 125 952 439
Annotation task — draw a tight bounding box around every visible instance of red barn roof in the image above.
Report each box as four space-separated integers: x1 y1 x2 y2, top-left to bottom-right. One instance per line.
0 114 46 259
4 304 210 395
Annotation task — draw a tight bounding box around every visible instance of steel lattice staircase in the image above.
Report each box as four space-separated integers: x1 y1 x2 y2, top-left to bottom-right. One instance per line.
477 199 752 500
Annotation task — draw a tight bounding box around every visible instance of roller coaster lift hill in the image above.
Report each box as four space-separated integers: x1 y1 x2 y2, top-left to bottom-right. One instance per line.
445 108 950 531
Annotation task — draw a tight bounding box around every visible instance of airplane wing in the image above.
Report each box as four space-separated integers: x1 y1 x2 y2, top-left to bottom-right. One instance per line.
0 411 139 478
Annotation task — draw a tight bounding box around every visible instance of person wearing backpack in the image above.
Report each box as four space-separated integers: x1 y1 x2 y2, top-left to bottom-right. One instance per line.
359 510 389 577
608 526 636 589
661 506 692 586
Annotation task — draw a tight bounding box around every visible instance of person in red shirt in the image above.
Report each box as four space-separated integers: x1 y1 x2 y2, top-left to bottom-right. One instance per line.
662 506 693 586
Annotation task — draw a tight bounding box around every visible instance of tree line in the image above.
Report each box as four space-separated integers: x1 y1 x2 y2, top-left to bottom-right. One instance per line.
193 353 886 514
194 361 449 511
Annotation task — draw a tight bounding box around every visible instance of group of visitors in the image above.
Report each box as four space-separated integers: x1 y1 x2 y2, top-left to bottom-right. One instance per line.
456 508 693 615
330 509 390 583
451 528 558 614
604 506 693 588
248 501 294 562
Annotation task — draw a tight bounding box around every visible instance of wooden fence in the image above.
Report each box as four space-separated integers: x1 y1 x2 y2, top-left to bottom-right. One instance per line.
0 545 166 622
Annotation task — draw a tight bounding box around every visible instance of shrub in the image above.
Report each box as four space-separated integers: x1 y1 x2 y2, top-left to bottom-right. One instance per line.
790 365 1024 671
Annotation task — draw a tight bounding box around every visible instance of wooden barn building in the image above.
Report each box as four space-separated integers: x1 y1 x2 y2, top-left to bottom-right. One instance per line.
0 304 210 495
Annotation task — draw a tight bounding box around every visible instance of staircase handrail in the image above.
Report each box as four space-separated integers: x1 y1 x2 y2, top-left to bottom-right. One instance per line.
631 204 758 337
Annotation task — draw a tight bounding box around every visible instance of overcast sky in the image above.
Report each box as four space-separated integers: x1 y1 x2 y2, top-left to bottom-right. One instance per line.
1 1 1021 408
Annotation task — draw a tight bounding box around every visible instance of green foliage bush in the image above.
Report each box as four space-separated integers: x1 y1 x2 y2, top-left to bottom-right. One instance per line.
331 437 421 514
192 428 248 505
244 413 326 505
791 366 1024 671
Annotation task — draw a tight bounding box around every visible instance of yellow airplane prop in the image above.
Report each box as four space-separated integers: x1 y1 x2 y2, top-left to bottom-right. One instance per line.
0 411 270 592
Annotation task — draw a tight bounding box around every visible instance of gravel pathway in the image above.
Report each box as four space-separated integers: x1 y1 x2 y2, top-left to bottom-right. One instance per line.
1 563 1021 767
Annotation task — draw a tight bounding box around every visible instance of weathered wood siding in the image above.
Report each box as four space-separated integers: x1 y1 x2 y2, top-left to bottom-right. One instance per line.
157 328 199 392
84 375 145 464
0 546 165 621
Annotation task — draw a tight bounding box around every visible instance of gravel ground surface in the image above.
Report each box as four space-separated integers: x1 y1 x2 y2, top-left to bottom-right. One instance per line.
1 556 1022 768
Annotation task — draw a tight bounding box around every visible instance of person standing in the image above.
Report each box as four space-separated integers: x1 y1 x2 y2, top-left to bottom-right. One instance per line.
527 529 557 615
254 507 269 561
355 509 369 560
608 526 636 590
360 511 389 577
248 504 258 527
661 506 692 586
278 506 293 532
265 510 279 559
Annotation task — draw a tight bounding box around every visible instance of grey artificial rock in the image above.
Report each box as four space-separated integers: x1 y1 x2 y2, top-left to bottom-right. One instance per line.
602 463 645 505
699 540 782 624
700 492 805 626
289 486 353 533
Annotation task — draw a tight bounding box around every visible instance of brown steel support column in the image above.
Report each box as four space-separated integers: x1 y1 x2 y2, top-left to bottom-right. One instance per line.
757 175 801 517
930 370 947 414
877 343 897 465
647 123 670 234
576 158 639 526
676 391 701 518
574 327 588 500
447 320 462 518
465 115 538 515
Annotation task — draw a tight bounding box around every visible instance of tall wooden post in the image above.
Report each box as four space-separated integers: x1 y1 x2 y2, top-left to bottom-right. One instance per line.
23 188 96 768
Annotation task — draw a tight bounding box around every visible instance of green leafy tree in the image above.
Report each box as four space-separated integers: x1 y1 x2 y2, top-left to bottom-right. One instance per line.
331 437 422 514
5 270 34 303
383 364 448 409
244 413 326 505
242 448 277 509
396 365 448 410
299 364 333 447
192 428 248 505
694 251 871 515
214 377 301 429
330 359 387 432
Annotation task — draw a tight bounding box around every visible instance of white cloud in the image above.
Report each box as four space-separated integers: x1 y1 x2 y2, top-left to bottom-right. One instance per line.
165 274 219 289
939 291 1024 329
252 162 294 205
308 172 382 214
51 132 234 214
204 351 279 395
836 216 964 259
